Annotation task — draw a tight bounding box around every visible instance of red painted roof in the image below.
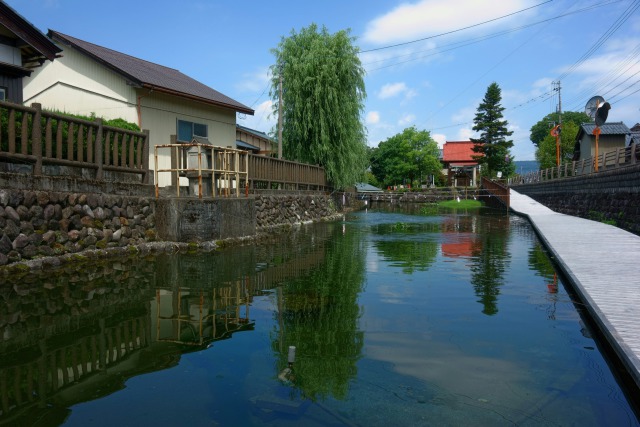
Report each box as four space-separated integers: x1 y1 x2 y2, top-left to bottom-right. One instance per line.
442 141 479 162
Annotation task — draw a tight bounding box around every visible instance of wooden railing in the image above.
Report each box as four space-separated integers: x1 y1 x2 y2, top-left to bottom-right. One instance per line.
155 142 250 198
249 155 328 191
481 176 510 210
155 139 330 198
0 101 150 183
509 142 639 185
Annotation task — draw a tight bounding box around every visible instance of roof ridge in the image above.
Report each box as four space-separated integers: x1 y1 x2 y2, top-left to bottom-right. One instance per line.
49 30 181 72
46 29 253 114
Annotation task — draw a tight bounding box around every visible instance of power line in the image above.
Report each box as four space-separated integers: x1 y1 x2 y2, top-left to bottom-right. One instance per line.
362 2 615 72
611 84 640 103
360 0 553 54
557 0 640 81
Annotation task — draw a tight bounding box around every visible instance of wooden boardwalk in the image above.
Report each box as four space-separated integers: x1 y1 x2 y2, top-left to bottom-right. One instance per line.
509 189 640 389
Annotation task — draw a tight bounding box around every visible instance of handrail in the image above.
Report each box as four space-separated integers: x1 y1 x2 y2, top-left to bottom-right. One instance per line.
154 141 331 198
0 101 150 183
248 154 329 191
509 142 639 185
154 143 249 198
481 176 510 210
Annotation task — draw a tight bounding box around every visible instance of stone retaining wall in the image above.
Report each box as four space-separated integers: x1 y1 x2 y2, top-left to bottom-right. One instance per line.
0 172 342 266
255 194 338 230
511 164 640 235
0 187 157 266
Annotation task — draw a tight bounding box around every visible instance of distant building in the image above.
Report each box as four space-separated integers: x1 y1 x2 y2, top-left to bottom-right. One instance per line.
629 123 640 146
0 1 61 103
573 122 630 162
442 141 480 187
236 124 276 155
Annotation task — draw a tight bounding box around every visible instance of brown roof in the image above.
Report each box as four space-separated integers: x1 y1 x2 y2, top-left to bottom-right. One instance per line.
48 30 253 115
0 2 62 67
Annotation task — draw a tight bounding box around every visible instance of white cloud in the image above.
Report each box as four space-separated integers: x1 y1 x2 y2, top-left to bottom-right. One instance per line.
366 111 381 125
432 133 446 148
361 43 441 74
379 82 408 99
451 106 475 124
236 66 271 93
363 0 534 45
398 113 416 126
377 82 418 105
457 128 474 140
237 100 275 133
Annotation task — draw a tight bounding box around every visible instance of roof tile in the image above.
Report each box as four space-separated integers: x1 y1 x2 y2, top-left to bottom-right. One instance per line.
48 30 253 114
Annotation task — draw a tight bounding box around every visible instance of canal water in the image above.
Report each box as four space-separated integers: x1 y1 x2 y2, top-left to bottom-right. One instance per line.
0 205 638 426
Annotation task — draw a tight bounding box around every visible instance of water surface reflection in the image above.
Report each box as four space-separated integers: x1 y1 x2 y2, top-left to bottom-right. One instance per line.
0 207 637 426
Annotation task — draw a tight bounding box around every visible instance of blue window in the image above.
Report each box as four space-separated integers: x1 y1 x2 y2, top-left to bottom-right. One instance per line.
177 119 207 142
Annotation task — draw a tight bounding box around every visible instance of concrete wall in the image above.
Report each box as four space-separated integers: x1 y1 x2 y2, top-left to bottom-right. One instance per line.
155 197 255 242
511 164 640 235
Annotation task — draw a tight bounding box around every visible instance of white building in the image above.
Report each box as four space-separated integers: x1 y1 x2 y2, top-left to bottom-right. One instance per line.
23 30 253 186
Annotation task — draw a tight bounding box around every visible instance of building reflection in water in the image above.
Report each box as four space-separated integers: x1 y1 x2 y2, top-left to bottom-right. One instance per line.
0 223 351 425
155 277 254 347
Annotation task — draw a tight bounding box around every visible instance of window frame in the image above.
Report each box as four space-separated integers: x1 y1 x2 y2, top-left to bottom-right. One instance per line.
177 119 208 142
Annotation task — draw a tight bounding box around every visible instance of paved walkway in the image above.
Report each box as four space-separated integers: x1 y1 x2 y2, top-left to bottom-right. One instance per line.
509 189 640 389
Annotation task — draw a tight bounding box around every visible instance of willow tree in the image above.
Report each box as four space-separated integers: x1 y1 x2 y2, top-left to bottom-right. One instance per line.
270 24 368 189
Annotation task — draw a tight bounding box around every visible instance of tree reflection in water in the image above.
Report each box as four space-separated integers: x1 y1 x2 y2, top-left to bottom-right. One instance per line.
273 222 366 401
469 212 511 315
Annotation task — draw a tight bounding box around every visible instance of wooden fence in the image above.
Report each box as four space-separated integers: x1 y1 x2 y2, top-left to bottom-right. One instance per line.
155 138 329 198
249 154 328 191
509 142 639 185
0 101 150 183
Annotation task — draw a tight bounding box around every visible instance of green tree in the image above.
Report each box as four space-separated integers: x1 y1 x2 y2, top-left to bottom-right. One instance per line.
270 24 368 190
369 126 441 188
529 111 590 147
536 121 579 169
470 82 514 178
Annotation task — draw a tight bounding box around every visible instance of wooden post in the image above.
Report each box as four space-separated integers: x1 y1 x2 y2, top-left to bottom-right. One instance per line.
21 112 28 155
95 118 103 180
142 129 150 184
8 108 15 153
66 122 74 161
593 126 601 172
154 145 159 199
32 103 42 175
170 135 178 189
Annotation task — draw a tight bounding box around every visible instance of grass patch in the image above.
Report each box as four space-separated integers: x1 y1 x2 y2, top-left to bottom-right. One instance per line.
438 199 483 209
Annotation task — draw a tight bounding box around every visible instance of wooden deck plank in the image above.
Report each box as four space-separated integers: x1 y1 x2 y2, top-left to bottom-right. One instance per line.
509 189 640 389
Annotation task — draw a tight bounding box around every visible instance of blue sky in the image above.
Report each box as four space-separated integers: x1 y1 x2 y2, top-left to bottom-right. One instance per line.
9 0 640 160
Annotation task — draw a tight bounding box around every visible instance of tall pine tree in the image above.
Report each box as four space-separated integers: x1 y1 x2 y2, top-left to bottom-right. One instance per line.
471 82 515 178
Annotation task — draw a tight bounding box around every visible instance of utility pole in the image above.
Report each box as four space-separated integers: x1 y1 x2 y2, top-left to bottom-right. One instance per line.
554 80 563 166
278 68 283 160
557 80 562 134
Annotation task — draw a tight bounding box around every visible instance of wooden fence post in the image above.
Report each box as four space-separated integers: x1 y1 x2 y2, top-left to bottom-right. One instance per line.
142 129 150 184
95 118 103 180
32 103 42 175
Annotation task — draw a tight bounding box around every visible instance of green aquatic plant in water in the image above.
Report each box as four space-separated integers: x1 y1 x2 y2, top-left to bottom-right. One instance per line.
438 199 483 209
420 199 483 216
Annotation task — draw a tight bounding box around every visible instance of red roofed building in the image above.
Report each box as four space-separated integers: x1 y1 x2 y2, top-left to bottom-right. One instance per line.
442 141 481 187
